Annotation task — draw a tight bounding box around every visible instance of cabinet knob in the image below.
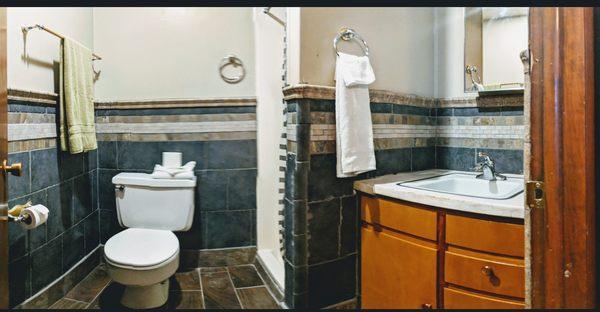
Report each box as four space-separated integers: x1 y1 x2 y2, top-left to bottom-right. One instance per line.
422 303 432 309
481 265 494 276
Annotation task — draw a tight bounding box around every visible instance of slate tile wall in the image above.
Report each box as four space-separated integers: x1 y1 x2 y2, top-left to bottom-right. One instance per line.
434 106 525 174
283 98 436 309
7 99 100 307
283 96 525 309
95 107 258 251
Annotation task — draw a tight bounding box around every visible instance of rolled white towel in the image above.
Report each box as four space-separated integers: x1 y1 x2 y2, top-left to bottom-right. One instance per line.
151 161 196 179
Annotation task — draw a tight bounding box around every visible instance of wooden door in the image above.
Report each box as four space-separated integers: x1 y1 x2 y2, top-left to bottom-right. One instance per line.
0 7 8 310
528 7 596 308
361 225 437 309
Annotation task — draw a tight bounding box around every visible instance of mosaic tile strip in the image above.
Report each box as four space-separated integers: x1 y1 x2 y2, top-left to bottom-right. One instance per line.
437 125 524 139
8 138 57 153
95 120 256 134
436 137 524 150
9 112 56 124
437 116 524 126
96 131 256 142
95 113 256 123
94 97 256 109
8 123 57 141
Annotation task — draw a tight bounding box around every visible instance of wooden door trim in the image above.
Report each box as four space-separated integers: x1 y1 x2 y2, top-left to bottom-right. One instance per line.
0 6 8 310
529 7 596 308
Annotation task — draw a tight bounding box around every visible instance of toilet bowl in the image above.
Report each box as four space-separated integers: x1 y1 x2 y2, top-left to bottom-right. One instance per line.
106 172 196 309
104 228 179 309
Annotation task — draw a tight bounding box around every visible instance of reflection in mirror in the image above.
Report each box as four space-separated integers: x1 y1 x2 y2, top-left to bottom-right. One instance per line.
464 7 528 93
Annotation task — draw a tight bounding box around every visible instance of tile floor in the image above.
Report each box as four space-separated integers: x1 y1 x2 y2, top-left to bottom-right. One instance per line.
48 264 280 309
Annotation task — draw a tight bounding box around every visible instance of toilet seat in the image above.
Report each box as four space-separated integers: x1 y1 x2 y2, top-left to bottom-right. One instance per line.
104 228 179 269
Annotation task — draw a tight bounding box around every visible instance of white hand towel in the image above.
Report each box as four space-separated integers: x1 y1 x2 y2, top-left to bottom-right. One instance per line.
340 53 376 87
335 52 377 178
151 161 196 179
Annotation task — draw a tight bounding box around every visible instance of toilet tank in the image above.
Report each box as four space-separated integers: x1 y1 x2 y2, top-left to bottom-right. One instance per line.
112 173 196 231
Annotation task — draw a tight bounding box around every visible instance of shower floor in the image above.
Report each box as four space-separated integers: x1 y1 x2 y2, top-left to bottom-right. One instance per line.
47 263 280 309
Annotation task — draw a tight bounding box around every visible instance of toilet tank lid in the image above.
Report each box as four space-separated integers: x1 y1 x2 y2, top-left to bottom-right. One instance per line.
112 172 196 188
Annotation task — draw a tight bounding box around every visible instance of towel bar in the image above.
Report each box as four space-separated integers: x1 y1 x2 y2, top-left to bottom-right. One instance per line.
333 28 370 57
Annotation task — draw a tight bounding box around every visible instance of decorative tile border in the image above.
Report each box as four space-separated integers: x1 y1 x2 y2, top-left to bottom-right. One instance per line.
283 84 523 108
96 131 257 142
95 120 256 134
95 113 256 123
8 138 57 153
8 88 58 105
9 123 57 141
94 97 256 109
283 84 437 108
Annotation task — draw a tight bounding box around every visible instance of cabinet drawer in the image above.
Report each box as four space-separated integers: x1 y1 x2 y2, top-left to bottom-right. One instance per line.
361 196 437 240
444 287 524 309
445 247 524 298
446 213 524 257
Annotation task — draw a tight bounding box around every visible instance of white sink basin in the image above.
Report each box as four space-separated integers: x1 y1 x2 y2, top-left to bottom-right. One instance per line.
399 173 524 199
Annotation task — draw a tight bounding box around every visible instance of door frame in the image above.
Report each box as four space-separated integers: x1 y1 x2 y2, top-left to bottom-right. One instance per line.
528 7 596 308
0 6 8 310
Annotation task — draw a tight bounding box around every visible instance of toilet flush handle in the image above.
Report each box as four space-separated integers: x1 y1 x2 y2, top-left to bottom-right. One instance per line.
115 184 125 192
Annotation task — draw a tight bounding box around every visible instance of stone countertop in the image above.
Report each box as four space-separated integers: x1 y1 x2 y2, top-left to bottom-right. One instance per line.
354 169 525 219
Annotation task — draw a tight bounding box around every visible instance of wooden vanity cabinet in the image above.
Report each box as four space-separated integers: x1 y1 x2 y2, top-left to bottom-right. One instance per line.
360 195 525 309
361 225 438 309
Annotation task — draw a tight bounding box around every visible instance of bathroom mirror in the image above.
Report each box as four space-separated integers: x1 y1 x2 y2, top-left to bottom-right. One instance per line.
464 7 528 93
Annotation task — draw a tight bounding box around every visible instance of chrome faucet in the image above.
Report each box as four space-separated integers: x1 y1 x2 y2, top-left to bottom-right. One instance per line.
473 152 506 181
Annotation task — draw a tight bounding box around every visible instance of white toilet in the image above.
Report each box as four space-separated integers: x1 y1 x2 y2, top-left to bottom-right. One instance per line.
104 172 196 309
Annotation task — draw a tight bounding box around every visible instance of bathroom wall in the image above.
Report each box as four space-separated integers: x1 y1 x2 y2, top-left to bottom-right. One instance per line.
92 8 255 101
433 7 525 174
94 100 258 250
6 8 99 308
433 7 472 99
91 7 259 253
7 8 94 94
6 92 100 308
287 8 436 97
283 86 437 308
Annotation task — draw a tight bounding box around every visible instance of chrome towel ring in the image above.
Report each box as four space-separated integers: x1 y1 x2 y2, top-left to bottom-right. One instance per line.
333 28 370 57
219 55 245 84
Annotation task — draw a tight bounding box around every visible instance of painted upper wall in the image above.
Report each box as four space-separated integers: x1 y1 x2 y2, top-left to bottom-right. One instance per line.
93 8 256 101
7 8 94 94
433 7 473 99
434 7 527 98
291 8 435 97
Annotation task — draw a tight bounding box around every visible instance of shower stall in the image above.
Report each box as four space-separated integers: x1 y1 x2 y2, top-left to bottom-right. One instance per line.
253 7 287 294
